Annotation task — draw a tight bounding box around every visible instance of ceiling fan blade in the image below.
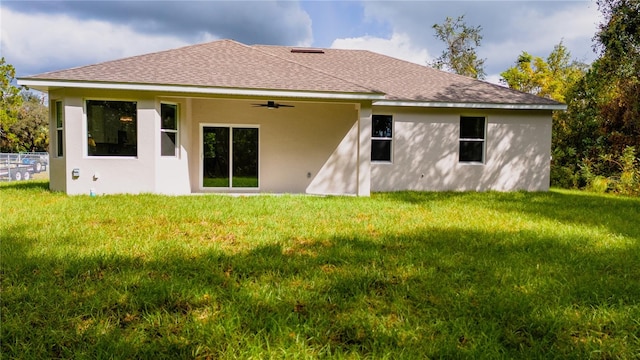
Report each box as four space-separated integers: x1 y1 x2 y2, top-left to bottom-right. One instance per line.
251 101 294 108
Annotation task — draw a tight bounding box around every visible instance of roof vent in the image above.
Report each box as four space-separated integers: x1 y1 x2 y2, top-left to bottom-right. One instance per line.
290 48 325 54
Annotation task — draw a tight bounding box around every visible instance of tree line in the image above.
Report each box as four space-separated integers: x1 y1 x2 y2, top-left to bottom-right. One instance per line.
431 0 639 195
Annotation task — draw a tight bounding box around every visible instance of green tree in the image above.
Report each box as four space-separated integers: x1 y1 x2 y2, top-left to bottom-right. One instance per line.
545 0 640 194
593 0 640 155
550 62 606 188
500 42 587 102
9 92 49 152
569 0 640 194
1 57 25 151
430 15 486 79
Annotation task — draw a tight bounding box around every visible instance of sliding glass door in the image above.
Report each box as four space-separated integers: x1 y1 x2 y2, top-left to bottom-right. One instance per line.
202 126 259 188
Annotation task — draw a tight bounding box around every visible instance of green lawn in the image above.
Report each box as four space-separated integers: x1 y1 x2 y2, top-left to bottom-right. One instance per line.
203 176 259 188
1 181 639 359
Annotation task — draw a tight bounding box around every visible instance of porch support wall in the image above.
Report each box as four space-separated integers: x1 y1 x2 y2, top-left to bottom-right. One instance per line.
155 97 192 195
357 104 372 196
48 91 68 193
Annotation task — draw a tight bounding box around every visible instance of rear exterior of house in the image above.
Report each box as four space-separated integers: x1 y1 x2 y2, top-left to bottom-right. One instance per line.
20 40 563 196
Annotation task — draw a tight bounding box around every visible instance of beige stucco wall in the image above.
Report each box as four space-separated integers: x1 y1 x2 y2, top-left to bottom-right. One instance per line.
190 99 360 195
155 97 192 195
48 93 66 193
50 91 362 196
49 88 552 196
50 89 157 195
371 107 552 192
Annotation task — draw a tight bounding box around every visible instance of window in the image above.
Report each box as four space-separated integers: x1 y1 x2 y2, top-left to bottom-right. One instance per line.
86 100 137 157
371 115 392 162
55 101 63 157
161 103 178 157
459 116 486 163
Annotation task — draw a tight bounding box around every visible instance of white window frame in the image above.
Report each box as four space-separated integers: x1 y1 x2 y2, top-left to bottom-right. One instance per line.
459 116 486 164
160 102 179 157
54 100 63 158
199 123 261 190
371 114 393 163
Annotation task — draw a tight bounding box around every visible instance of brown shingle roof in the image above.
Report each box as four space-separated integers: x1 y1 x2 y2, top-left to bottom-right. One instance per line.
23 39 561 106
25 40 375 94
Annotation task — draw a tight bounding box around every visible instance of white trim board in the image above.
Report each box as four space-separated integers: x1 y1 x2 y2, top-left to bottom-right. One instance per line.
17 79 386 101
19 78 566 110
373 100 567 111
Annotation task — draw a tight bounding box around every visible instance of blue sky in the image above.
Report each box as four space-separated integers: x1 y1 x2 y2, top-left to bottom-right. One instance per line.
1 1 601 85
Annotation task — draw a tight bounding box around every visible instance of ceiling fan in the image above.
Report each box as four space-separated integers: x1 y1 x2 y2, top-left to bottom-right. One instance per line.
252 101 295 109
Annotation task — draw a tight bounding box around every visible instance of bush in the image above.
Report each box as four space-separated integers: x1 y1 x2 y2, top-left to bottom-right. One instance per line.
550 165 579 188
586 175 610 193
580 146 640 196
614 146 640 196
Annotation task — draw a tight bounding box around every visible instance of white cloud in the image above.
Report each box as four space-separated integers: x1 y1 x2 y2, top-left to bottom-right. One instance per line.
484 74 506 86
358 1 601 75
331 32 431 65
1 7 213 75
522 3 600 45
479 3 600 77
483 3 600 57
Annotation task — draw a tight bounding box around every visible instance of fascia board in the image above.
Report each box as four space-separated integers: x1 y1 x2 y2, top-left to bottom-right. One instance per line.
374 100 567 111
17 79 386 101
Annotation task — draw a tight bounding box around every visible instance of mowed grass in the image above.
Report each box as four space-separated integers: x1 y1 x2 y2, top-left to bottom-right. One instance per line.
203 176 259 188
1 181 639 359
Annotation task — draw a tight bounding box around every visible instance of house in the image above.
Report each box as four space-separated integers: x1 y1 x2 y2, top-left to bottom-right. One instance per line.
18 39 565 196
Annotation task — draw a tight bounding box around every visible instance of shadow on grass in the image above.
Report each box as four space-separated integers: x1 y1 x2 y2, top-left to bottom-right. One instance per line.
0 180 49 191
3 218 640 358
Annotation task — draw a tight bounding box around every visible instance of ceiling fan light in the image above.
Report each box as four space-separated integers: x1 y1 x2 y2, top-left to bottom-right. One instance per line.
251 101 293 109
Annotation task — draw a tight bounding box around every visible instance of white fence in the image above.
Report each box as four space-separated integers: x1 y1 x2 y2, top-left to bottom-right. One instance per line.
0 152 49 182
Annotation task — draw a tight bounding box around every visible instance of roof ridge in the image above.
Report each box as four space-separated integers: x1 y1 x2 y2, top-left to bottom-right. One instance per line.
251 44 384 95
